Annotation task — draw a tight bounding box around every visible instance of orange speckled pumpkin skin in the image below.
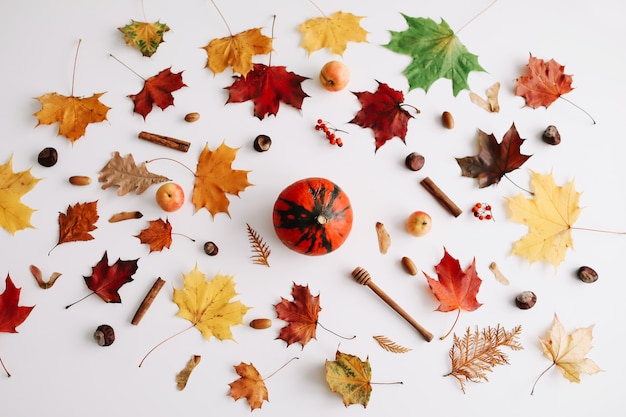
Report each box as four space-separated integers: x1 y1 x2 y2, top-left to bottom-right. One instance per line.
273 178 353 256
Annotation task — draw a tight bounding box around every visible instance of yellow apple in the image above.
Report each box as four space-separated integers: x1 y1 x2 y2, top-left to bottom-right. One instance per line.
406 211 432 237
155 182 184 212
319 61 350 92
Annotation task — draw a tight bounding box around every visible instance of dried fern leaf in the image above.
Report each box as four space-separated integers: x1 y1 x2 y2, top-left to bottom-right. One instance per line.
445 324 523 393
246 223 271 267
373 335 411 353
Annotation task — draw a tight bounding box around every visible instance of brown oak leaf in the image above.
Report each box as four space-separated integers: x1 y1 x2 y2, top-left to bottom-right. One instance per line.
349 81 417 152
98 151 169 196
226 63 309 120
228 362 269 410
128 67 186 119
192 142 252 218
51 201 99 254
34 93 110 143
455 123 532 188
202 28 273 77
274 283 321 348
135 218 173 252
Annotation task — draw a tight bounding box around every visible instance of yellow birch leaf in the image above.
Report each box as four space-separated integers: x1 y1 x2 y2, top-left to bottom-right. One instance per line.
34 92 110 143
0 156 41 235
173 264 249 341
202 28 272 77
506 170 581 268
298 11 368 56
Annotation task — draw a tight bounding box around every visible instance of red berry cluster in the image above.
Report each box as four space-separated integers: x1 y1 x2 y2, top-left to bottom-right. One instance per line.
315 119 344 147
472 202 493 221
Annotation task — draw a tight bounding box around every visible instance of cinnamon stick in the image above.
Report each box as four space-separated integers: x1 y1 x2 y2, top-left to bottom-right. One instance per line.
138 131 190 152
420 177 463 217
131 277 165 325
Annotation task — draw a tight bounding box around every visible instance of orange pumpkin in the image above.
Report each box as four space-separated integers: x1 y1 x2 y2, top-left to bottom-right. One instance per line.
272 177 353 256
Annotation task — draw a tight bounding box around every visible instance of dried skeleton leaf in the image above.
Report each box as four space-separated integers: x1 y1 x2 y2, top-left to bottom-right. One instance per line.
176 355 201 391
246 223 270 267
375 222 391 254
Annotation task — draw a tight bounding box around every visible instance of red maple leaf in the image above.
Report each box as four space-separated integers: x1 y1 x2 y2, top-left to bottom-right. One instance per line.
515 54 573 109
66 251 138 308
129 67 186 119
455 123 532 188
0 275 34 334
424 248 482 339
349 81 416 152
225 63 309 120
135 218 173 253
274 283 321 348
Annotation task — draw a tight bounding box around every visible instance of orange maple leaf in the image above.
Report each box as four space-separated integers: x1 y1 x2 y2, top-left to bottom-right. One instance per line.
515 54 573 109
424 248 482 339
192 142 252 218
135 218 173 253
202 28 273 77
34 93 110 143
274 283 321 348
228 362 269 410
51 201 99 253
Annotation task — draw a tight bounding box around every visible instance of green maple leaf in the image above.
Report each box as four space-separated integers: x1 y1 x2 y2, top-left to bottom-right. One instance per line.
384 15 485 96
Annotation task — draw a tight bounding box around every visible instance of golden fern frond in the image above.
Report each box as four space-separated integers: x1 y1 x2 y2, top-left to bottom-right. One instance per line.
445 324 523 393
246 223 271 267
373 335 412 353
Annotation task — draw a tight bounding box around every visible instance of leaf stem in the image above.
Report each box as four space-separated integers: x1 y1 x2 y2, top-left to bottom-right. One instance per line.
440 309 461 340
530 362 555 395
109 54 146 81
71 39 82 96
172 232 196 242
399 103 421 115
457 0 498 33
503 173 533 195
262 357 299 381
145 157 196 177
317 321 356 340
209 0 232 36
308 0 327 17
65 291 95 309
138 324 195 367
571 226 626 235
141 0 147 21
558 96 596 124
0 355 11 377
371 381 404 385
268 14 277 67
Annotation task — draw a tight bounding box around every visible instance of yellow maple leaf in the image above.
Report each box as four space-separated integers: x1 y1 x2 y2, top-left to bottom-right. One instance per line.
0 156 41 235
192 142 252 218
202 28 273 77
506 170 582 268
34 92 110 143
532 314 601 394
118 20 170 57
298 11 368 56
173 264 249 341
325 350 372 408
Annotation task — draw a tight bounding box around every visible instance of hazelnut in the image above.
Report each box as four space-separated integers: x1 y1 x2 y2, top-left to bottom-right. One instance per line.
253 134 272 152
94 324 115 346
405 152 425 171
203 241 219 256
542 125 561 145
577 266 598 283
37 147 58 167
515 291 537 309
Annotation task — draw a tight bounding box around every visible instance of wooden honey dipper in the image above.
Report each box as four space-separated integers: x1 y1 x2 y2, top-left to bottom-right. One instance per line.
352 267 433 342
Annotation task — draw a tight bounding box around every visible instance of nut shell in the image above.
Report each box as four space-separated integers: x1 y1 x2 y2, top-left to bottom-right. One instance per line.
542 125 561 145
94 324 115 346
577 266 598 283
38 147 58 167
249 318 272 329
184 112 200 122
441 111 455 129
253 134 272 152
405 152 425 171
69 175 91 186
401 256 418 276
515 291 537 309
203 241 219 256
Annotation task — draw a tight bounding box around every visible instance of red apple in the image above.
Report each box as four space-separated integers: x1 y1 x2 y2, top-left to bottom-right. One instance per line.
406 211 432 237
319 61 350 92
155 182 184 212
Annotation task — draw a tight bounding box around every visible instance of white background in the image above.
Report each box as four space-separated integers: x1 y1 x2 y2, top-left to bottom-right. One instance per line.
1 0 624 415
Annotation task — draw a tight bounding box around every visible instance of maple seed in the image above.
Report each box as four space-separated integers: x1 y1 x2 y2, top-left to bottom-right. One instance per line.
203 241 218 256
253 134 272 152
515 291 537 309
94 324 115 346
577 266 598 283
405 152 425 171
542 125 561 145
37 147 58 167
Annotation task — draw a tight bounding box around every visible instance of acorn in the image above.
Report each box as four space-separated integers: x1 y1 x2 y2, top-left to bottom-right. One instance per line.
94 324 115 346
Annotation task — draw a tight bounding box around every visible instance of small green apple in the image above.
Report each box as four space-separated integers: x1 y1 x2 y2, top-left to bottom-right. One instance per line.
406 211 432 237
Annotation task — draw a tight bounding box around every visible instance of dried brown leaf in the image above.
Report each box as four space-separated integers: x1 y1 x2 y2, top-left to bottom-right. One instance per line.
98 152 169 196
469 82 500 112
445 324 523 393
375 222 391 254
373 335 411 353
246 223 270 267
176 355 201 390
488 262 510 286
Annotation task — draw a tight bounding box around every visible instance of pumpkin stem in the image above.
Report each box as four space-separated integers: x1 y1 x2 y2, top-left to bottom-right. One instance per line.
317 215 328 225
